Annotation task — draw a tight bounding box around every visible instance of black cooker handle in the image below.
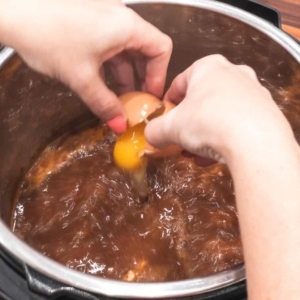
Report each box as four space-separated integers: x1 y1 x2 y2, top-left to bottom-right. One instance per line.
24 265 247 300
24 265 110 300
215 0 281 29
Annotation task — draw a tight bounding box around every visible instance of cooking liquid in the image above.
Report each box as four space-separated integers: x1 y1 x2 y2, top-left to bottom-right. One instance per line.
11 124 243 282
5 6 300 283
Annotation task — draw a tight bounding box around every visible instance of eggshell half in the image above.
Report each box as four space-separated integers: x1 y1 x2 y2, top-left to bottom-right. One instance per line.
120 92 181 158
120 92 162 127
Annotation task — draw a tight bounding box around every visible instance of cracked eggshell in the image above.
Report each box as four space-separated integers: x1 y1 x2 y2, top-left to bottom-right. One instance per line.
120 91 181 158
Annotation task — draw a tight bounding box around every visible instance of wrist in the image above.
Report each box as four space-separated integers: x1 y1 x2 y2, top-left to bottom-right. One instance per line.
224 121 300 300
215 113 296 168
225 119 300 182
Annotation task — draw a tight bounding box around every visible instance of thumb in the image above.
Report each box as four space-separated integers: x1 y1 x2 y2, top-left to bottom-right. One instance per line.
144 110 178 149
71 67 127 134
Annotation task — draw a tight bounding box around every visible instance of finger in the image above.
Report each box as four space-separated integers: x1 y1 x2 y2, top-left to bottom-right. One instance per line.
163 69 189 104
144 109 178 149
106 0 123 4
107 52 135 95
131 51 146 91
164 55 232 103
127 13 173 98
237 65 259 81
70 65 127 134
107 115 127 134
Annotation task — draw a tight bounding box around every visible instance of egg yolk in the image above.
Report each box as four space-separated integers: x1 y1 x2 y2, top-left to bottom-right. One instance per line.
113 122 148 170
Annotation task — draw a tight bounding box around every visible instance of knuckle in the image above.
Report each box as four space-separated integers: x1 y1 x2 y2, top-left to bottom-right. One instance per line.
87 91 119 121
109 8 136 43
239 65 257 79
123 9 140 36
151 34 173 61
211 54 228 63
262 86 272 98
70 65 94 93
63 63 121 121
165 110 180 143
206 54 229 66
191 54 230 73
128 9 173 56
98 101 118 120
77 77 91 94
161 35 173 54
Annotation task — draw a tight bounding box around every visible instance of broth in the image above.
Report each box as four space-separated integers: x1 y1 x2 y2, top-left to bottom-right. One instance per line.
11 124 243 282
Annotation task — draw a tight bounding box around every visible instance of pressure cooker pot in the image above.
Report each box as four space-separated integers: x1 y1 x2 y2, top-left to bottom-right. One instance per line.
0 0 300 299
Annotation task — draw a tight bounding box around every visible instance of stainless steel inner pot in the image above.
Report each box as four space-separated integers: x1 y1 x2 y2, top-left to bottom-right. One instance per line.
0 0 300 298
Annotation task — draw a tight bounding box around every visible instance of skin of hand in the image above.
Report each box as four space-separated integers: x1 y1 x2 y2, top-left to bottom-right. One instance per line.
145 54 300 300
145 54 293 163
0 0 172 133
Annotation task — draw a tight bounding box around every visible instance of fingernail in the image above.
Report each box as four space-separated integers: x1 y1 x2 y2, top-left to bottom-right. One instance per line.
107 115 127 134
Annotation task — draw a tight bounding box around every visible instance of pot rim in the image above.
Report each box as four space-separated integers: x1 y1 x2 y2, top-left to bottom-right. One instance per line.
0 0 299 298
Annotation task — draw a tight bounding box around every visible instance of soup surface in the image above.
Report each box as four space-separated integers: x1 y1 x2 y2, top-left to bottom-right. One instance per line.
11 124 243 282
2 2 300 283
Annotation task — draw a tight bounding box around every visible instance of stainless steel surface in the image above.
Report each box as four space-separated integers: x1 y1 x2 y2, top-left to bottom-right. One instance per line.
0 47 15 69
0 0 300 298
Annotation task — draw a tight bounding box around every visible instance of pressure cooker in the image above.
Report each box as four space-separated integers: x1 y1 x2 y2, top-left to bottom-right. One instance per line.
0 0 299 299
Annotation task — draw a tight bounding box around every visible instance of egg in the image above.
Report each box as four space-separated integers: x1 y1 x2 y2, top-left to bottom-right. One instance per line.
120 92 162 127
114 92 181 171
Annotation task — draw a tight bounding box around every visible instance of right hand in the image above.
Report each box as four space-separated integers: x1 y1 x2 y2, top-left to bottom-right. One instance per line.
145 56 300 300
145 55 294 165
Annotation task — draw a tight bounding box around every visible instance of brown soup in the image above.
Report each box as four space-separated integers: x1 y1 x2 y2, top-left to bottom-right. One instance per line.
11 123 243 282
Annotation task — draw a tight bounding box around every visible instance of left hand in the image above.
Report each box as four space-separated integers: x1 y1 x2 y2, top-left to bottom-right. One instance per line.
0 0 173 133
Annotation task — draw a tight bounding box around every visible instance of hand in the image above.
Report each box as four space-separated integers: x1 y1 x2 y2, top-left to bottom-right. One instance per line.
145 54 293 165
0 0 172 133
146 55 300 300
